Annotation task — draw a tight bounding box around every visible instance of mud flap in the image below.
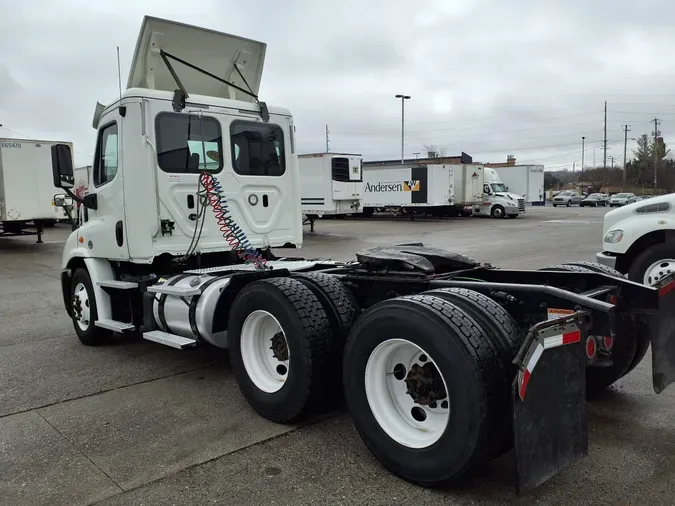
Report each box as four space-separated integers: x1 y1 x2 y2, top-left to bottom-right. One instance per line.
512 313 590 493
651 279 675 394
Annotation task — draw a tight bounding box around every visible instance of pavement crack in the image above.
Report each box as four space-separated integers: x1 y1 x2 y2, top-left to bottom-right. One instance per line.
34 410 126 493
0 363 218 420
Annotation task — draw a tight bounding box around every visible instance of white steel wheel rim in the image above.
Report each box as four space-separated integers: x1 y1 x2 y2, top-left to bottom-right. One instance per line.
72 282 91 331
365 338 450 449
644 259 675 286
240 310 290 393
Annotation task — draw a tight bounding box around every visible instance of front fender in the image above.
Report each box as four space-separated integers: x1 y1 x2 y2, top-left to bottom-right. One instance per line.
603 214 673 255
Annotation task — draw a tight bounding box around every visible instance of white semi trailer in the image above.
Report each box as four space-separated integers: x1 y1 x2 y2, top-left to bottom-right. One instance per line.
49 15 675 495
298 152 362 231
0 137 74 242
492 165 545 206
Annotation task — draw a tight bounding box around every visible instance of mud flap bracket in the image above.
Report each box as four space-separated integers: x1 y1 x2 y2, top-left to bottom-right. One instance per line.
512 311 592 493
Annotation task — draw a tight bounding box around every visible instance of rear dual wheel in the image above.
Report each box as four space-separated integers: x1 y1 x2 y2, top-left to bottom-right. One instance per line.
228 275 359 423
343 292 522 486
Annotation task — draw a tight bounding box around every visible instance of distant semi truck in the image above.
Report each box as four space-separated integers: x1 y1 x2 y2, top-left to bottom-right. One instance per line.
0 137 75 242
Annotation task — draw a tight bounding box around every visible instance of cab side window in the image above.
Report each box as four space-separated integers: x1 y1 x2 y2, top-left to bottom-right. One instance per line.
230 121 285 176
93 123 119 187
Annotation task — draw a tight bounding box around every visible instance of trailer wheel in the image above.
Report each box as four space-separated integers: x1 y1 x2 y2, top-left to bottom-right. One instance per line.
423 287 524 457
228 277 335 423
70 268 112 346
343 295 505 486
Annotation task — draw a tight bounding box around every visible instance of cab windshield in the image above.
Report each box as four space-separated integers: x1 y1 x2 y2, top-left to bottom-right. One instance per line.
491 183 508 193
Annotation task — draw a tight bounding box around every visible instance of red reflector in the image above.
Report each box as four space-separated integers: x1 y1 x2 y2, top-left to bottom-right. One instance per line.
519 369 531 400
659 280 675 297
603 335 613 350
586 337 597 359
562 331 581 345
609 295 617 304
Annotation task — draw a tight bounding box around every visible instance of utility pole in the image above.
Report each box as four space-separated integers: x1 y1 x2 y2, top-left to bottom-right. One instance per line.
653 118 660 190
581 136 585 193
603 100 607 168
395 94 411 164
325 124 330 153
622 124 630 191
611 156 614 168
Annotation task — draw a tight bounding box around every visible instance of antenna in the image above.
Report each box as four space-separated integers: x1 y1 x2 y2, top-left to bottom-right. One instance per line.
116 46 122 100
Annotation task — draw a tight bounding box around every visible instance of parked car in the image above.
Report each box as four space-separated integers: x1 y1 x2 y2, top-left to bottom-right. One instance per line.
552 191 582 207
580 193 608 207
608 192 635 207
626 196 644 205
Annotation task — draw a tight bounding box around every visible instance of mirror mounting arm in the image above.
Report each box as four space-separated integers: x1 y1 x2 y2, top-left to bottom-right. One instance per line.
62 187 98 210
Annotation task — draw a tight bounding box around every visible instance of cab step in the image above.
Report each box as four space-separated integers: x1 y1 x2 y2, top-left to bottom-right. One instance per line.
95 319 135 332
143 330 197 349
146 284 202 297
97 280 139 289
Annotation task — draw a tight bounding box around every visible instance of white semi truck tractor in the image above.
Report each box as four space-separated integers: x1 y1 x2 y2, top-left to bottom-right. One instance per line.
51 16 675 494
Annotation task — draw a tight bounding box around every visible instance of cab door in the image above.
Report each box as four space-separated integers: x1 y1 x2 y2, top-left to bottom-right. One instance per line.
78 112 129 260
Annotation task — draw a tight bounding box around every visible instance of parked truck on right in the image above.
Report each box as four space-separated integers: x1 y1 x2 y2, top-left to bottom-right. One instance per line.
596 193 675 286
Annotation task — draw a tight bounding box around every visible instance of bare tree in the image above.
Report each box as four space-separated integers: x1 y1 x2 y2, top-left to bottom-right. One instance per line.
423 144 447 158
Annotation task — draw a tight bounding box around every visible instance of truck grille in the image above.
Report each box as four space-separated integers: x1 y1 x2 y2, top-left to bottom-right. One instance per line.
518 198 525 211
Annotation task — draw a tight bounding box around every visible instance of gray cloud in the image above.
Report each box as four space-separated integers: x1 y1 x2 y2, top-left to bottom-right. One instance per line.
1 0 674 169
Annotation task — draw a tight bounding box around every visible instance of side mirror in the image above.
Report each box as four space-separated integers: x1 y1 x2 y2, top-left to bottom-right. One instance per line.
53 194 74 207
51 144 74 188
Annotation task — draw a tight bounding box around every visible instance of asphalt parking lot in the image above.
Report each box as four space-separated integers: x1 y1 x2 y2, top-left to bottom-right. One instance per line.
2 205 675 506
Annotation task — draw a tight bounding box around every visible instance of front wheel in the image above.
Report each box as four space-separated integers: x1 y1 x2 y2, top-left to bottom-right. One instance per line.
490 205 505 218
343 295 506 486
628 243 675 287
70 268 111 346
566 200 571 207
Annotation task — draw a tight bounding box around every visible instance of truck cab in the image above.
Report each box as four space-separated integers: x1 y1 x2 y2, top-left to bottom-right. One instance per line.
596 193 675 286
55 16 302 274
472 167 524 218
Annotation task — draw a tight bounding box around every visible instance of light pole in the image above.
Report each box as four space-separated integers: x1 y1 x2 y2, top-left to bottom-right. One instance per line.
581 136 585 193
395 94 410 164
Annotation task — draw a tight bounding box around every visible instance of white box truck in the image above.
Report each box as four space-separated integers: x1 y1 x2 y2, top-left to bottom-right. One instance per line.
0 137 74 242
298 152 362 231
492 165 545 206
361 164 452 218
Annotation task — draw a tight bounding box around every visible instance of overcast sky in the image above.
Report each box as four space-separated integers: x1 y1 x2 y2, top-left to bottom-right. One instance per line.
2 0 675 170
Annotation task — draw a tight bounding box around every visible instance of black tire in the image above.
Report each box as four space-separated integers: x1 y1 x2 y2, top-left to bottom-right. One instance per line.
293 272 360 338
628 242 675 287
562 261 624 278
490 205 505 218
566 200 571 207
553 204 558 207
293 272 361 401
422 288 525 458
537 264 637 395
70 268 112 346
343 295 506 486
423 288 523 368
228 277 335 423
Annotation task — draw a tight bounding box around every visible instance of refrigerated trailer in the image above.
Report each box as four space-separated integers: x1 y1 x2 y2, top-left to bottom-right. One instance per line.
361 164 452 218
0 137 74 242
298 152 362 231
51 15 675 495
493 165 545 206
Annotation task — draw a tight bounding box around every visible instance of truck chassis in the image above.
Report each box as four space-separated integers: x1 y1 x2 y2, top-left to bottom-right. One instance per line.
59 243 675 493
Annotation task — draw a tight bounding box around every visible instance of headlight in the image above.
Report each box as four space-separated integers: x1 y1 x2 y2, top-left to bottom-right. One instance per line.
604 229 624 243
507 201 516 207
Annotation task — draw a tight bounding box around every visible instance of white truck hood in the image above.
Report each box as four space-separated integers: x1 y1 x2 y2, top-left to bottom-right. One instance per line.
602 194 674 235
126 16 266 102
